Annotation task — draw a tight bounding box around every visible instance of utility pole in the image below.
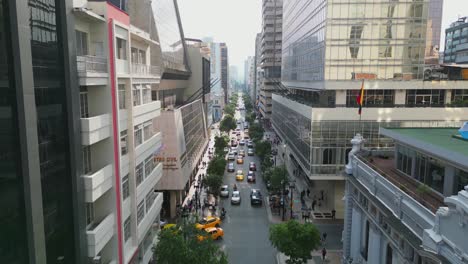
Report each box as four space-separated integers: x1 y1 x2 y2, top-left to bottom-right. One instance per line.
281 180 285 221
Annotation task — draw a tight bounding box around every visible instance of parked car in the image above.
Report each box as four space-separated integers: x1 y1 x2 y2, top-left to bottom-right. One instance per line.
220 185 229 197
236 170 244 181
195 216 221 229
227 163 235 172
250 189 263 206
249 162 256 171
247 171 256 183
231 191 241 205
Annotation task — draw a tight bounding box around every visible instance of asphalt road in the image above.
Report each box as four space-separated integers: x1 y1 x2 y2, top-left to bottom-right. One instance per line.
218 96 277 264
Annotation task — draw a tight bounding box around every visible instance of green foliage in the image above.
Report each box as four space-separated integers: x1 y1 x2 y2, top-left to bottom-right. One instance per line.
224 104 235 116
245 111 256 124
203 174 224 195
261 156 274 171
214 136 228 156
249 123 264 142
449 99 468 107
255 140 272 160
155 220 228 264
207 156 227 177
269 166 288 192
219 115 236 132
269 220 321 264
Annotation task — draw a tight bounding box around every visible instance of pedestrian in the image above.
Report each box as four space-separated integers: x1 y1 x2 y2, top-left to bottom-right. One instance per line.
331 209 336 219
322 232 327 243
307 188 310 198
312 199 317 211
321 248 327 261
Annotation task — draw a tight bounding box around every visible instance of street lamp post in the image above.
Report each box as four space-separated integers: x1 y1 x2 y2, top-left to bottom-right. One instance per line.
194 183 199 216
281 180 286 221
289 181 295 219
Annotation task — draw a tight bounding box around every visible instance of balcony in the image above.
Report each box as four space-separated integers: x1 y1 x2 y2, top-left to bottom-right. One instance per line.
83 164 113 203
87 213 114 257
138 192 163 241
350 154 437 239
131 63 161 78
77 55 108 86
81 113 111 145
135 132 162 161
133 101 161 125
137 163 163 203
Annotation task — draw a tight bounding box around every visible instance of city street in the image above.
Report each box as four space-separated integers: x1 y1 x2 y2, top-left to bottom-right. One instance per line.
218 96 277 263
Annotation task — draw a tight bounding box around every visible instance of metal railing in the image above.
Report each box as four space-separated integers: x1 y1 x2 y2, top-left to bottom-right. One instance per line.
77 55 107 73
131 63 160 76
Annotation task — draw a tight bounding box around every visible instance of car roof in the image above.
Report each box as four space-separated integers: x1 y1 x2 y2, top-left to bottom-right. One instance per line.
232 191 240 194
205 227 217 232
221 185 228 188
250 162 255 164
237 170 242 173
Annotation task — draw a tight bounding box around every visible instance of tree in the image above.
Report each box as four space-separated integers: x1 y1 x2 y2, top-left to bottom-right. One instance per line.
255 140 272 160
214 136 228 156
269 166 288 192
269 220 321 264
224 104 235 116
207 156 227 177
249 123 264 142
220 115 236 132
155 220 228 264
245 111 256 123
203 174 224 195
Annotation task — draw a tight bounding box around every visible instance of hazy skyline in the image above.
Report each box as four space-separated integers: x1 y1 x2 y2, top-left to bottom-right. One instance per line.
178 0 468 80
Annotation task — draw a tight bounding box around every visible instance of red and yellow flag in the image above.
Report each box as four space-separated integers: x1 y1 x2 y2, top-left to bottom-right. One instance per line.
356 80 365 115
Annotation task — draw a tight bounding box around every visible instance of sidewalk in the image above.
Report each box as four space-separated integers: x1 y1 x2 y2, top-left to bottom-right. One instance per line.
276 250 342 264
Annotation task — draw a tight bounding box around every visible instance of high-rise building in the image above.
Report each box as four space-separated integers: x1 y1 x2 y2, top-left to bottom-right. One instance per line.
207 41 227 121
255 33 263 106
343 128 468 263
259 0 282 122
220 43 229 103
1 0 84 262
444 17 468 64
273 0 468 220
244 56 255 94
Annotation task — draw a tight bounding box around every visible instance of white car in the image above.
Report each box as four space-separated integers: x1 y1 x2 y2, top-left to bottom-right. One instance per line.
230 148 238 156
220 185 229 197
231 191 241 205
227 153 235 160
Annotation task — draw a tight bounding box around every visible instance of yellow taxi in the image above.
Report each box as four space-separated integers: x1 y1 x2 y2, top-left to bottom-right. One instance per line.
161 224 180 234
195 216 221 230
236 155 244 164
197 227 224 241
236 170 244 181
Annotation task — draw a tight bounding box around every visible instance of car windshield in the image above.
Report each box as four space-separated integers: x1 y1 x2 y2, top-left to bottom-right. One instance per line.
199 218 210 224
232 192 240 197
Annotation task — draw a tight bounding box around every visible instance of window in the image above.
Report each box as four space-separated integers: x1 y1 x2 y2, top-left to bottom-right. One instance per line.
116 38 127 60
134 124 143 147
124 216 131 242
346 90 394 107
133 85 141 106
386 244 393 264
361 220 370 260
406 89 445 106
143 120 153 141
80 86 89 118
136 162 144 186
137 200 145 224
122 174 130 200
397 145 413 176
82 146 92 174
322 148 335 165
118 84 126 109
144 155 154 177
349 25 364 58
455 168 468 194
120 130 128 156
142 84 151 104
76 30 88 56
86 203 94 227
145 190 157 212
451 89 468 105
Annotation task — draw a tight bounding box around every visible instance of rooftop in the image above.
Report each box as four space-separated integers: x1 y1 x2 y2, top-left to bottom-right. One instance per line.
380 128 468 170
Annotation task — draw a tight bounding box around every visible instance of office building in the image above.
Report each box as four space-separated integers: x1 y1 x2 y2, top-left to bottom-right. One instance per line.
273 0 468 220
255 32 263 106
244 56 255 94
444 17 468 65
0 0 85 263
343 127 468 263
259 0 282 122
220 43 229 103
208 41 226 121
151 7 209 220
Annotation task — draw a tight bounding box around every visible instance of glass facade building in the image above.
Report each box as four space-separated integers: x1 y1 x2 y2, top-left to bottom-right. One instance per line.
282 0 439 88
1 0 84 262
444 17 468 64
152 0 187 72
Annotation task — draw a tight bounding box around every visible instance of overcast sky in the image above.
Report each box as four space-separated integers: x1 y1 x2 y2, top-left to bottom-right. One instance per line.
178 0 468 79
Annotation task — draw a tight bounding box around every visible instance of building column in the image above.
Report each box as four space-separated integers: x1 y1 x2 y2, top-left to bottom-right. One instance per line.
443 165 456 196
342 181 354 260
368 224 383 264
445 89 452 104
350 206 362 260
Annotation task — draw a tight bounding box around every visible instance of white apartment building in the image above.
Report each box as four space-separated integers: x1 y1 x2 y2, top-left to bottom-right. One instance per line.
75 0 164 263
